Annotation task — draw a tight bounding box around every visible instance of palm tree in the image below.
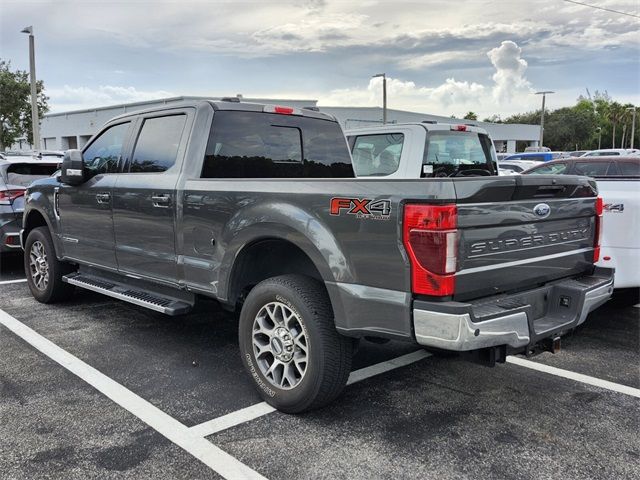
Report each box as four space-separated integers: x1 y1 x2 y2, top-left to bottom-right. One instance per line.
608 102 626 148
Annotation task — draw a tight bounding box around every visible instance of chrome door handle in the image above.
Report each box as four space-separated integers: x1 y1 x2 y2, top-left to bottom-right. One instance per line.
152 194 172 208
96 193 111 204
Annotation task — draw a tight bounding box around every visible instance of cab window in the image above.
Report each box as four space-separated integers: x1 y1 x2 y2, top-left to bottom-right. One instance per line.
83 122 130 176
129 115 187 173
351 133 403 177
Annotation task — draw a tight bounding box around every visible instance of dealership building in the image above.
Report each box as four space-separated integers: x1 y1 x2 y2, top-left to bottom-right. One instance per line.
18 95 540 153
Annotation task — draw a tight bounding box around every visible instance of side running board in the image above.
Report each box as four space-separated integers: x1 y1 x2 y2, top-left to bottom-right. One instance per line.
63 273 193 315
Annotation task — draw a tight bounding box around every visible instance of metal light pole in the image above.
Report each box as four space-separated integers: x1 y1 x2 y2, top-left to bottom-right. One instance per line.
535 91 554 149
596 127 602 150
21 26 41 151
372 73 387 124
627 106 636 149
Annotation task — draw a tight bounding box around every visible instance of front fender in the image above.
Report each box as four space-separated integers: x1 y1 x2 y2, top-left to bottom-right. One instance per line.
24 188 62 258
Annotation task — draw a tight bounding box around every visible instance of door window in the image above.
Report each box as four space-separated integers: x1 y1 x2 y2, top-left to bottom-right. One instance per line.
616 161 640 176
573 161 611 176
526 162 568 175
129 115 187 173
83 122 130 176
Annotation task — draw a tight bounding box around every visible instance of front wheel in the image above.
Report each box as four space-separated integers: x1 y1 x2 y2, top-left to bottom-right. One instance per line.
24 227 75 303
239 274 352 413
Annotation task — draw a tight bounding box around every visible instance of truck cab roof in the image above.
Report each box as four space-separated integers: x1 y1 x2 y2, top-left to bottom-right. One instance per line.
345 122 489 136
107 99 336 124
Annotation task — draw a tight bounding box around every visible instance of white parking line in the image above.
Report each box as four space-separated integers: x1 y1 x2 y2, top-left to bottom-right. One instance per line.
0 309 267 480
190 349 432 438
0 278 27 285
506 356 640 398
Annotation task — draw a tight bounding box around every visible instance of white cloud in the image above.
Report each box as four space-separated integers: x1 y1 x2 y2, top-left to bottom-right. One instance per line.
47 85 175 111
319 41 538 117
487 41 533 104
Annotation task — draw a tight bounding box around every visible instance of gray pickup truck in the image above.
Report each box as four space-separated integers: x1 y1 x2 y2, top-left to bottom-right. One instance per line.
21 99 613 413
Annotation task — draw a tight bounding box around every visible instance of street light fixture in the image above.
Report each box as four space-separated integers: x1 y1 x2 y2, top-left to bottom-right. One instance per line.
627 106 636 149
595 127 602 150
372 73 387 124
21 25 41 150
535 91 554 149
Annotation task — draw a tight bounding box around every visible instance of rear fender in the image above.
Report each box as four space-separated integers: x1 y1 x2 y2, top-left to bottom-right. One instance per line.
217 201 353 301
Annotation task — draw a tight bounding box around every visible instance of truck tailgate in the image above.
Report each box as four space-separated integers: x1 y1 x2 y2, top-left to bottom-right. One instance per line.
453 175 599 301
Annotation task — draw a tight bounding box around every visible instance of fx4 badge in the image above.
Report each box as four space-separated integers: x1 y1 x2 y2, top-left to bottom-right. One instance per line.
330 197 392 220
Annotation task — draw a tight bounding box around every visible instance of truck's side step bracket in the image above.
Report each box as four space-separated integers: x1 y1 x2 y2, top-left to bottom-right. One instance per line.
63 273 193 315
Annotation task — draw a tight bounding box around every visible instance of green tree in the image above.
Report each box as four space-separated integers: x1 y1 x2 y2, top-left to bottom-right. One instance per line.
0 60 49 150
463 111 478 120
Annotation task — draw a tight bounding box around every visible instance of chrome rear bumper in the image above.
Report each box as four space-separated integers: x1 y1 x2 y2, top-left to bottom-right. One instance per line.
413 269 614 352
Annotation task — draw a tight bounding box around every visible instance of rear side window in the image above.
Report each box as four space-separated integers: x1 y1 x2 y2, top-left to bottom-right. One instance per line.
527 162 568 175
5 164 59 186
500 164 523 172
616 161 640 176
83 122 130 176
573 162 611 177
351 133 403 177
422 131 494 177
129 115 187 173
201 111 354 178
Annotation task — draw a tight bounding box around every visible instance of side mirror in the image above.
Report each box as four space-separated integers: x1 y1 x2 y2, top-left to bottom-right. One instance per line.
60 149 86 185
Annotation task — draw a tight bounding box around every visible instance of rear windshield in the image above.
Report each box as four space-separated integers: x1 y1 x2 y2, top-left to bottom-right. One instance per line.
202 111 354 178
4 163 59 187
422 131 495 177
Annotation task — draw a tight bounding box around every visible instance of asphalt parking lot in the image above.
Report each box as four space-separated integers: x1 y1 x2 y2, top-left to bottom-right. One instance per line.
1 252 639 480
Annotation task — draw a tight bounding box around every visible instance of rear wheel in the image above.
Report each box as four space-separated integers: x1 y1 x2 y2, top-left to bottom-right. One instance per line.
239 274 352 413
24 227 75 303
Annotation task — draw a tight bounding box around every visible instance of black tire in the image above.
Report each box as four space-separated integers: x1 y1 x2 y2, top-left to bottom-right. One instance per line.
24 227 75 303
239 274 352 413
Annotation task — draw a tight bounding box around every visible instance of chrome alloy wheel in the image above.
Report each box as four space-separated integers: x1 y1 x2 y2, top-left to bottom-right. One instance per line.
252 301 309 390
29 240 49 291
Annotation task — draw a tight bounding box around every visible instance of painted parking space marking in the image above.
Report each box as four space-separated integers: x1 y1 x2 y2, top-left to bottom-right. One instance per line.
506 355 640 398
190 349 432 437
0 309 267 480
0 278 27 285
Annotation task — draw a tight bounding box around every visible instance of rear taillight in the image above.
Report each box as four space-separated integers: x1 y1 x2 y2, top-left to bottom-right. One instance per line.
0 189 25 205
593 196 603 262
403 204 458 296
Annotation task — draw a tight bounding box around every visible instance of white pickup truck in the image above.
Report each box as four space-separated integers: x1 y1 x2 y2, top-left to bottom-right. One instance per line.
345 122 497 178
597 178 639 289
523 156 640 293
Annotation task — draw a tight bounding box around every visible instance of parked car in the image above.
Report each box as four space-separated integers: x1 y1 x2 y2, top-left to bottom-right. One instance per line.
569 150 589 157
22 100 612 413
504 152 556 162
580 149 639 157
497 159 543 175
524 146 551 152
1 158 61 252
345 122 497 178
525 156 640 289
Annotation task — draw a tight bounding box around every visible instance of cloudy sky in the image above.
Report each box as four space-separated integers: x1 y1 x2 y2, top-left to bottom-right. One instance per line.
1 0 638 118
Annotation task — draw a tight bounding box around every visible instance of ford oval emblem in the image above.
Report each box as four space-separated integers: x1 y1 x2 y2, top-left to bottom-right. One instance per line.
533 203 551 218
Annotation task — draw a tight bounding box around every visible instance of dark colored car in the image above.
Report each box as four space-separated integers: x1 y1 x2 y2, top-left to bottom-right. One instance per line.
0 159 60 252
524 156 640 177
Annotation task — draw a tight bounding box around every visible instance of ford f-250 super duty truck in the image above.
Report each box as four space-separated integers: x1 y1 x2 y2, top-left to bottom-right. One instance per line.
21 99 613 413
